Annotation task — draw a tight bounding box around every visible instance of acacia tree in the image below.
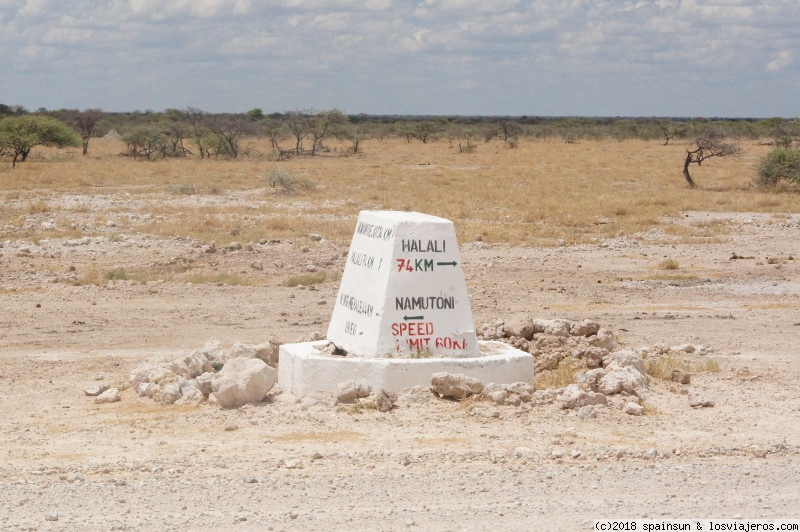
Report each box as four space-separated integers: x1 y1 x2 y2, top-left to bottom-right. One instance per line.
72 108 105 155
653 117 680 145
0 115 80 167
185 107 211 159
282 110 309 155
683 129 741 188
305 109 345 156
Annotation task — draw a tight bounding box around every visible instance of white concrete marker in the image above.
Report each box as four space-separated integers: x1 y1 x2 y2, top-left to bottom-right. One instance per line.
278 210 533 399
327 210 478 358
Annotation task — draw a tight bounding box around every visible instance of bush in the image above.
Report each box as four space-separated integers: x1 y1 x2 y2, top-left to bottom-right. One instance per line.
756 148 800 186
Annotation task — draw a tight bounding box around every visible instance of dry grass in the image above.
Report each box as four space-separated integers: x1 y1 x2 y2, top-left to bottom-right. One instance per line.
2 137 799 246
646 354 720 380
535 358 579 390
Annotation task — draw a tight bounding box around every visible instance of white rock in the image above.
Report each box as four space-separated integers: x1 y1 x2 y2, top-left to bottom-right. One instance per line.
336 381 372 403
175 379 204 405
430 372 484 400
137 382 158 398
603 349 647 376
487 390 507 405
571 319 600 337
577 405 596 419
624 402 645 416
557 384 587 409
504 382 534 402
671 344 696 354
172 351 212 379
531 319 571 337
589 328 616 350
94 388 121 404
84 383 109 397
598 366 648 395
157 383 182 405
397 385 434 404
211 357 277 408
504 316 534 340
195 372 216 395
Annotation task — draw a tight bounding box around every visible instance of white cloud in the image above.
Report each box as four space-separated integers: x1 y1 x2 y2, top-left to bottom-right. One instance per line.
767 50 791 72
1 0 799 115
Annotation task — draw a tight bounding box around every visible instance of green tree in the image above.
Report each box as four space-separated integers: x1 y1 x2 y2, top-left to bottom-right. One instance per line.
756 148 800 186
305 109 345 156
0 115 80 167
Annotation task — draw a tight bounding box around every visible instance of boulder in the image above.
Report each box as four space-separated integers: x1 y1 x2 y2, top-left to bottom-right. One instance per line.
231 341 280 368
598 366 648 395
211 357 277 409
557 384 607 410
430 372 484 400
504 316 534 340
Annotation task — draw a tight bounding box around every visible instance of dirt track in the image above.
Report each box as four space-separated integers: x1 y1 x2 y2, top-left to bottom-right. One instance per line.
2 207 800 530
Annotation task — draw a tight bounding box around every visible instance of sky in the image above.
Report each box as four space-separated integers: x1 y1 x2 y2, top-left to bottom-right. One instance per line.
1 0 799 117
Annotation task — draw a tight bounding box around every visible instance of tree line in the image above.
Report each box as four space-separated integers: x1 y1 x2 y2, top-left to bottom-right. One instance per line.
1 103 799 186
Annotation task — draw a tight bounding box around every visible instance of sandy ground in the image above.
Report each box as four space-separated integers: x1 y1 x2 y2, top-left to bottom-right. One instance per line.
1 203 800 531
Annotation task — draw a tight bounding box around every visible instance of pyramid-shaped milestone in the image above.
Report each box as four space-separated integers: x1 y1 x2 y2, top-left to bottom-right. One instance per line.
327 211 479 358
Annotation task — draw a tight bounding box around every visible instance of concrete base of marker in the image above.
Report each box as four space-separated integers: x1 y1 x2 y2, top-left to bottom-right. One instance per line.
277 340 534 399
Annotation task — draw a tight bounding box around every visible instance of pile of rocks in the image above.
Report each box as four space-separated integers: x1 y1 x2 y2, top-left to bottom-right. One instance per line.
128 338 280 408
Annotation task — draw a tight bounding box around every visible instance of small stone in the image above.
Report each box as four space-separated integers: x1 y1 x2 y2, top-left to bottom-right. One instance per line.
577 405 596 419
671 368 691 385
94 388 121 404
45 513 59 522
374 389 398 412
624 402 645 416
84 383 110 397
688 393 715 408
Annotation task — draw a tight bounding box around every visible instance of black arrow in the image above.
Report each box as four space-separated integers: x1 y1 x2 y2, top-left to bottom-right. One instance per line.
436 261 457 267
403 315 424 321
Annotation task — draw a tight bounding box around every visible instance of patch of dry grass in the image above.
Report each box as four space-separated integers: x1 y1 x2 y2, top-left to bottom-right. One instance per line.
535 358 579 390
646 354 720 380
2 137 799 246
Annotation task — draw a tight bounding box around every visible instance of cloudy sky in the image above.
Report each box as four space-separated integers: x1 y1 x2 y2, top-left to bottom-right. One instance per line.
1 0 799 117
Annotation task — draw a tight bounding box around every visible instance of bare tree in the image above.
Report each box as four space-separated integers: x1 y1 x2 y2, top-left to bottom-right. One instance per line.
185 107 211 159
683 129 741 188
282 110 309 155
653 118 679 145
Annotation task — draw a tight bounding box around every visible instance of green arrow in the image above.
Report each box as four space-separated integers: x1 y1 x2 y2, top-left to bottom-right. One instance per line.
403 315 424 321
436 261 457 267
